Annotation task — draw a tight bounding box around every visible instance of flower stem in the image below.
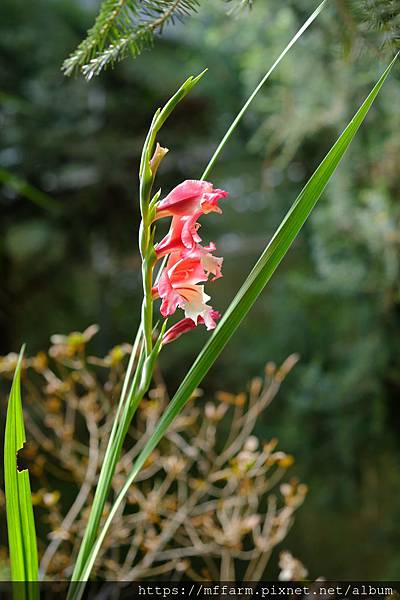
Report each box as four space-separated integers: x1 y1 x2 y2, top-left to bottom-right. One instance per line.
67 72 206 594
139 217 156 357
69 339 145 584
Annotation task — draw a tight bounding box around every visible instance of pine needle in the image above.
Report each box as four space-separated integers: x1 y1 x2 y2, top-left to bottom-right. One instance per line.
62 0 201 79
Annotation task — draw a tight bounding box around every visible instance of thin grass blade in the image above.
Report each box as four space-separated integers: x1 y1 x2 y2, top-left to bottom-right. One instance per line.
201 0 327 180
154 2 328 295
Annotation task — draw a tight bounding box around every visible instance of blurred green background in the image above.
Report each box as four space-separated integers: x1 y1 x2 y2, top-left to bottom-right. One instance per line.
1 0 400 579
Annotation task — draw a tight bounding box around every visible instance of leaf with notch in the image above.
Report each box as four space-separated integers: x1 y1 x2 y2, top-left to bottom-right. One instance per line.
4 346 39 591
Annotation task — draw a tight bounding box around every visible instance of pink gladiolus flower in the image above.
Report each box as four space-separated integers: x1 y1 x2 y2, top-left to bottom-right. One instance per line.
155 254 212 322
156 222 223 281
153 179 228 342
163 310 221 345
155 180 228 219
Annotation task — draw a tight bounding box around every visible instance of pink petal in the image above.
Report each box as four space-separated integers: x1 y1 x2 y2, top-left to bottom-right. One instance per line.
162 310 221 345
156 180 213 217
162 318 197 344
155 217 185 258
203 308 221 330
158 269 183 317
201 189 228 214
181 212 203 249
168 256 207 285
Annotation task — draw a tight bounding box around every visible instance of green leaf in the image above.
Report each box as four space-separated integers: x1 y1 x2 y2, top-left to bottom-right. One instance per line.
0 168 60 213
75 54 397 588
201 0 327 180
4 346 39 590
140 69 207 183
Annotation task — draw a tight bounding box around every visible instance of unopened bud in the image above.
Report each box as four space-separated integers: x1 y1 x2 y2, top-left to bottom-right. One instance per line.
150 143 169 177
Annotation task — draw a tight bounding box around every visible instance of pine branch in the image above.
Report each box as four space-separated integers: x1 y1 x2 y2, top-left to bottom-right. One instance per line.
62 0 201 79
81 27 154 79
349 0 400 51
62 0 138 76
225 0 254 13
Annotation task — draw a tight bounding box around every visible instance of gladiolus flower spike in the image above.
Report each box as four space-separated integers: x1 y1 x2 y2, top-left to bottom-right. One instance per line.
153 180 228 344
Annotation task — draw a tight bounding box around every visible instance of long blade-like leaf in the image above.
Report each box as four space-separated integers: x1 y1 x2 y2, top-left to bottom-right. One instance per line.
0 168 59 213
76 54 398 588
4 346 39 589
201 0 327 180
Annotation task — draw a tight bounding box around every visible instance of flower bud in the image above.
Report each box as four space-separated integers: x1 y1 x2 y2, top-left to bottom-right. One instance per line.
150 143 169 177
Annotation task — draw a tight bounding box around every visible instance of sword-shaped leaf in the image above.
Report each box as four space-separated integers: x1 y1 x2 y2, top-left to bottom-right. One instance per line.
4 346 39 594
76 53 398 588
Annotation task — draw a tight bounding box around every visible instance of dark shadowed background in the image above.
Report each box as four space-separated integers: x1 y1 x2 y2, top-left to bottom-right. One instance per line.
1 0 400 579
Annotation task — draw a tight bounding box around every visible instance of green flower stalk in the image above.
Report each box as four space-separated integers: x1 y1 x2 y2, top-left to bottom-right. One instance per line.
68 73 206 594
138 132 160 357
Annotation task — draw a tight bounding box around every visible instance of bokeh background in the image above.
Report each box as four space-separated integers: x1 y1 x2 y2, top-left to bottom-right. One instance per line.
1 0 400 579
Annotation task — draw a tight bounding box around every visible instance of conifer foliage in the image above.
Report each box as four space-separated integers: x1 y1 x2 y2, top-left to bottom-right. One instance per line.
62 0 399 80
61 0 257 79
354 0 400 49
62 0 202 79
